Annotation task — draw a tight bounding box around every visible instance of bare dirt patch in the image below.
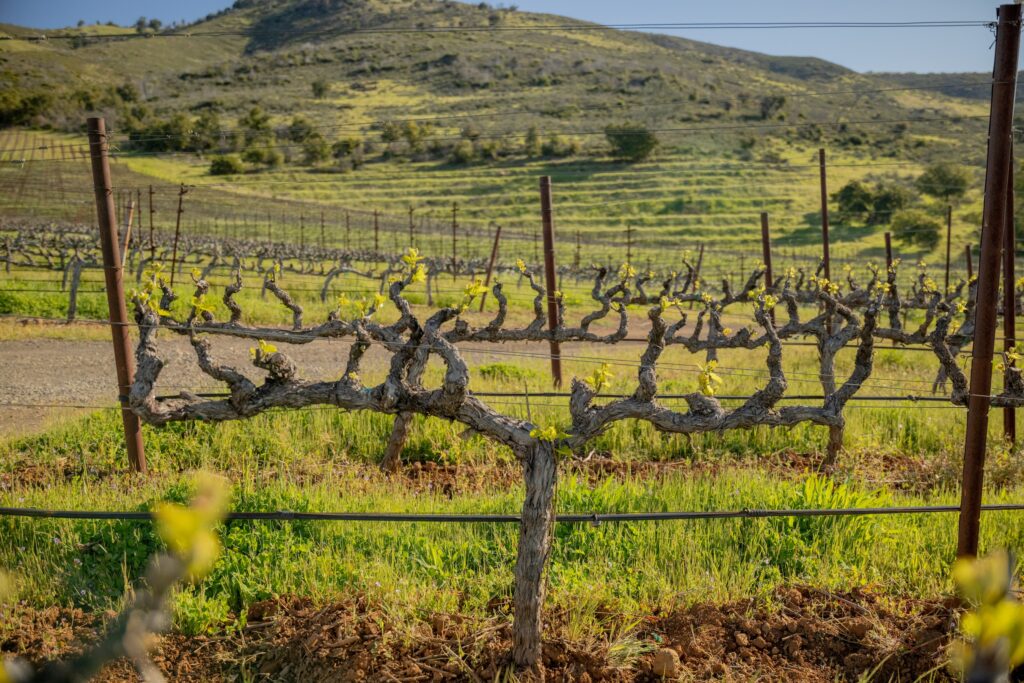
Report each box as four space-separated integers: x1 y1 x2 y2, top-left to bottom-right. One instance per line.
2 586 959 682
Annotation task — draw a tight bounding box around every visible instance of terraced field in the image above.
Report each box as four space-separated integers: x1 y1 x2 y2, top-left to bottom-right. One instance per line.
0 127 986 284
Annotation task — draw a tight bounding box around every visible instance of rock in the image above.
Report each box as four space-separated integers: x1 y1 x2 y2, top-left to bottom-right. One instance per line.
751 636 768 649
734 632 750 648
840 617 872 639
652 648 681 678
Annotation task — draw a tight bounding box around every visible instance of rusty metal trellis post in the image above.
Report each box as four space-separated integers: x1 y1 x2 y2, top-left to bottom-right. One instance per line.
1004 151 1016 445
169 184 186 287
451 202 458 280
539 177 563 388
818 148 831 283
479 225 502 312
760 212 774 325
958 2 1021 558
86 117 147 474
945 205 953 294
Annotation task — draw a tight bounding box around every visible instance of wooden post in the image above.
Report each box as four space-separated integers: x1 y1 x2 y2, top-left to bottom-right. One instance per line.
1004 152 1016 445
169 184 186 287
86 117 147 474
300 212 305 250
884 232 893 272
626 224 633 264
945 205 953 294
373 210 379 253
574 230 581 269
958 2 1021 558
539 177 563 388
345 211 350 250
760 212 774 324
966 244 974 280
320 210 325 249
479 225 502 312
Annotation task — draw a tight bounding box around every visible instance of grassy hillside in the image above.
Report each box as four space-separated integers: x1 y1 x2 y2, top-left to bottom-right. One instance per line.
0 0 998 275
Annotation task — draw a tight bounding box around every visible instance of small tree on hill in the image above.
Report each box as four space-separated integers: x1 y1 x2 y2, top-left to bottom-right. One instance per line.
239 106 272 146
832 180 873 222
915 163 971 202
332 137 365 169
605 123 658 162
287 116 317 143
869 183 912 226
302 133 331 165
311 79 329 99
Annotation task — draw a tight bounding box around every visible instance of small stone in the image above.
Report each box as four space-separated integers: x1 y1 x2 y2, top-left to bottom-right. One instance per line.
652 648 680 678
734 632 750 648
751 636 768 649
840 617 872 639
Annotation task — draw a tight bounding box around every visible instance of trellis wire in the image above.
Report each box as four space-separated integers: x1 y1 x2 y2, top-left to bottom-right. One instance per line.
0 503 1021 525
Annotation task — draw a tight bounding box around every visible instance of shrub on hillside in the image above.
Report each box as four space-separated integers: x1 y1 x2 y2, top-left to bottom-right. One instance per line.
302 134 331 165
831 180 911 226
332 137 365 169
523 126 542 157
892 209 942 250
541 134 580 158
209 155 244 176
605 123 658 161
832 181 873 222
450 140 475 164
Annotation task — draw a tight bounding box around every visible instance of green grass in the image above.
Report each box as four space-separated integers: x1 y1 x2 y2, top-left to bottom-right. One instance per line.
3 434 1024 638
0 300 1022 641
0 0 1015 654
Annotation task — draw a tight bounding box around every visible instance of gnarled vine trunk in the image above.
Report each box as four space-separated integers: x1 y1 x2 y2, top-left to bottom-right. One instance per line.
824 423 844 468
381 412 413 473
512 440 558 675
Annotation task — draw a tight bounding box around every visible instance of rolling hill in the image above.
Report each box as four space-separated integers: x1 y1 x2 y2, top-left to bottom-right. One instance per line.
0 0 1003 272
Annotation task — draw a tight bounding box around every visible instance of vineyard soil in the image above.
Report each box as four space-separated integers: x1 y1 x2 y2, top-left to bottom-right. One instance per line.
5 586 957 682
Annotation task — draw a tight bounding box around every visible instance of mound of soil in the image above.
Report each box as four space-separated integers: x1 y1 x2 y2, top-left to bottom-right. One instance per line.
2 586 960 682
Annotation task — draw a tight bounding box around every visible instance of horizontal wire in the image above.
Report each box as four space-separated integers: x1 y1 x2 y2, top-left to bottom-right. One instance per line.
0 503 1018 526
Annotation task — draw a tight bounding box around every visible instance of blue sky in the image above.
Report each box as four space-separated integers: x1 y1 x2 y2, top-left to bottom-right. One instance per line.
0 0 1003 73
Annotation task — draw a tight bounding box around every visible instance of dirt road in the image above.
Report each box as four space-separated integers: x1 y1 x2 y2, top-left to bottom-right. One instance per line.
0 335 375 438
0 331 566 438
